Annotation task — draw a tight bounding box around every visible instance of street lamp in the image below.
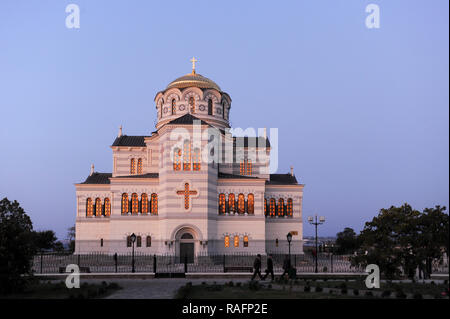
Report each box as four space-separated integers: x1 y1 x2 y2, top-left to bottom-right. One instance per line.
130 233 137 273
286 232 292 263
308 214 325 273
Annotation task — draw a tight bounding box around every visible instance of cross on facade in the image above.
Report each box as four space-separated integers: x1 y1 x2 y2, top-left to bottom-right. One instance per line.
176 183 198 210
190 57 198 74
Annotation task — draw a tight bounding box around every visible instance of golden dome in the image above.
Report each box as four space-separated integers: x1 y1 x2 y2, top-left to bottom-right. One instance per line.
166 72 221 91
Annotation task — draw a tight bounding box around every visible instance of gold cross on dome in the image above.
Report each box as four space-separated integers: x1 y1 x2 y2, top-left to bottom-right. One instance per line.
190 57 198 74
176 183 198 210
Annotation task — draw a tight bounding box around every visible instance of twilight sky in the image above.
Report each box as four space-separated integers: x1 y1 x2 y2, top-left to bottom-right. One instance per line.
0 0 448 240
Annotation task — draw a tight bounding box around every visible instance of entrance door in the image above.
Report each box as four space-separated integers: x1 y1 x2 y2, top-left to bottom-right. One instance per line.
180 243 194 263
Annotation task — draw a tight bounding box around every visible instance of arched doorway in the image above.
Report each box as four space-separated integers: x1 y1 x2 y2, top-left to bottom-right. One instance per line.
179 233 195 263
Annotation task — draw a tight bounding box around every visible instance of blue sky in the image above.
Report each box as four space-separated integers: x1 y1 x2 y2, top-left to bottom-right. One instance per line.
0 0 448 239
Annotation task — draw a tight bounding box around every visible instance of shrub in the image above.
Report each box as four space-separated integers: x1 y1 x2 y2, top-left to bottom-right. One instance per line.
413 293 423 299
249 280 261 291
236 282 241 287
107 282 120 290
381 290 391 298
396 290 407 299
365 291 373 297
353 289 359 296
341 288 347 294
228 281 234 287
268 284 272 289
315 286 323 292
304 285 311 292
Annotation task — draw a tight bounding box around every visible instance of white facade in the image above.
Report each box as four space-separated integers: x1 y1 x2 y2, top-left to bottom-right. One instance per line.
75 68 304 257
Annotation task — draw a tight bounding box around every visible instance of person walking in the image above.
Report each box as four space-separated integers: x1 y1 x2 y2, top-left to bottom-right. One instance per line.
263 254 274 281
280 255 291 278
251 254 263 280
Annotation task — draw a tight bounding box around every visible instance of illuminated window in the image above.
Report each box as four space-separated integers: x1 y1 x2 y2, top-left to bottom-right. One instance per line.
189 97 195 113
183 140 191 171
228 194 235 213
278 198 284 217
127 236 131 247
246 159 252 176
121 193 129 214
137 236 142 247
224 236 230 248
234 236 239 247
270 198 276 217
146 236 151 247
95 198 102 217
240 159 252 175
151 193 158 214
244 236 249 247
130 158 136 174
208 99 213 115
287 198 293 217
141 193 148 214
137 158 143 174
264 198 267 216
173 148 181 171
171 99 176 115
131 193 139 214
238 194 245 214
86 198 93 217
240 160 245 175
104 198 111 217
219 194 226 214
193 148 201 171
247 194 254 214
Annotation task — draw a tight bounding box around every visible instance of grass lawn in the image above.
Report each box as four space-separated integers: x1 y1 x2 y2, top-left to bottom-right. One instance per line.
175 282 372 299
1 280 121 299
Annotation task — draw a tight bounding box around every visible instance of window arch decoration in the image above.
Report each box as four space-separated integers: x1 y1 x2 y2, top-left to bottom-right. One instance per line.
269 198 276 217
95 198 102 216
189 96 195 113
238 194 245 214
141 193 148 214
104 198 111 217
287 198 293 217
278 198 284 217
86 198 93 217
173 147 181 171
219 193 226 214
151 193 158 215
121 193 129 214
228 194 235 214
247 194 254 214
131 193 139 214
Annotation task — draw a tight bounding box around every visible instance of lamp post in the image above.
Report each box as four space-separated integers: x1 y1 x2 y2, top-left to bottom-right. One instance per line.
308 215 325 273
286 232 292 264
130 233 137 273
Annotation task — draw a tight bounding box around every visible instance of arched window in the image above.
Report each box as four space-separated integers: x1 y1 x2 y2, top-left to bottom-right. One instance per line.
240 160 245 175
278 198 284 217
171 99 176 115
141 193 148 214
173 148 181 171
151 193 158 214
121 193 129 214
208 99 213 115
244 236 249 247
275 238 279 247
224 236 230 248
247 194 254 214
238 194 245 214
131 193 139 214
100 238 103 247
137 158 143 174
104 198 111 217
239 159 251 175
183 140 191 170
193 148 201 171
228 194 235 213
219 194 226 214
269 198 276 217
127 236 132 247
264 198 267 216
246 159 252 176
146 236 152 247
189 96 195 113
287 198 293 217
137 236 142 247
130 158 136 174
95 198 102 217
86 198 93 217
234 236 239 247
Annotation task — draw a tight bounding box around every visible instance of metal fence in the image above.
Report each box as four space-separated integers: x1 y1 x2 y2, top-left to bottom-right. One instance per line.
32 252 365 274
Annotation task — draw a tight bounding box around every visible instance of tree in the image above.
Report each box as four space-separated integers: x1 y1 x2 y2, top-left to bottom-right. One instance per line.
0 198 36 293
335 227 359 254
32 230 58 251
67 225 75 252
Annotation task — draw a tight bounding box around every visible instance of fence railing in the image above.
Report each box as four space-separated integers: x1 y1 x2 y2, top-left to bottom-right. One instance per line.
32 252 366 274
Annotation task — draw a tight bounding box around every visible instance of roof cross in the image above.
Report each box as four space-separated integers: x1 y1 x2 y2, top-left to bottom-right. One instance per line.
190 57 198 74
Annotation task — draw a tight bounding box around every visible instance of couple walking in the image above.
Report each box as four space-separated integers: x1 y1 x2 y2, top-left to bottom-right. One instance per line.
251 254 292 281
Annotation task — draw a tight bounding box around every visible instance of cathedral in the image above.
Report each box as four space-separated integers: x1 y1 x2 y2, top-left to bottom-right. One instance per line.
75 59 304 258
